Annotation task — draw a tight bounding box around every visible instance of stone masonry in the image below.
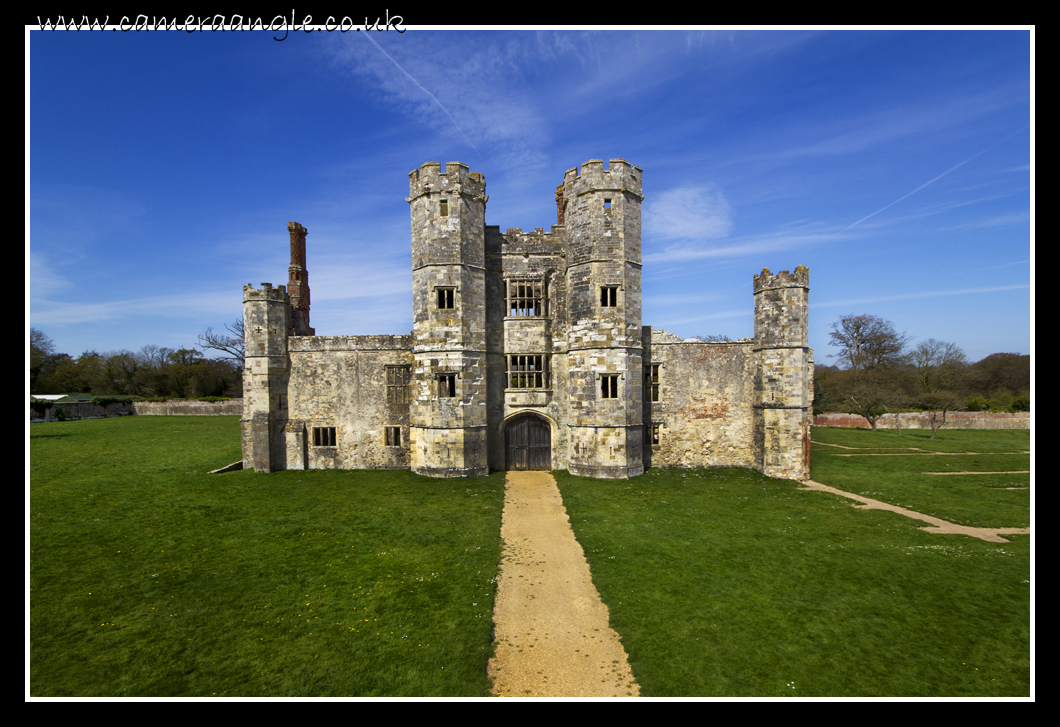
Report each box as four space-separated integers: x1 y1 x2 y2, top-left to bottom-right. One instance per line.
242 160 813 480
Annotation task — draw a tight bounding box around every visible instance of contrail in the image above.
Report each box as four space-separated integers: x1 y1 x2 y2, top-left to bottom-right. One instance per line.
363 33 479 153
842 124 1030 233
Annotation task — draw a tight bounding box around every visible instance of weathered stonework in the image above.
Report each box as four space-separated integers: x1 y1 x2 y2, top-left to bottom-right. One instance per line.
242 160 813 480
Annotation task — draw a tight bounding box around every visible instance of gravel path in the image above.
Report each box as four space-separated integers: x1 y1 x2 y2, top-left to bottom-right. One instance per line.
488 471 639 698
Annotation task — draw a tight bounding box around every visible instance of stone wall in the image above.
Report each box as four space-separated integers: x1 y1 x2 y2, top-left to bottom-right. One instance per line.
287 335 413 470
31 399 242 421
813 411 1030 430
643 329 756 469
31 401 137 422
135 400 242 416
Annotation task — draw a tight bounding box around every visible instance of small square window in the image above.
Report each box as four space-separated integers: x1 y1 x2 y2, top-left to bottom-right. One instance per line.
601 374 619 399
437 288 455 309
601 286 618 307
385 426 402 447
312 426 336 447
646 423 660 446
438 373 457 398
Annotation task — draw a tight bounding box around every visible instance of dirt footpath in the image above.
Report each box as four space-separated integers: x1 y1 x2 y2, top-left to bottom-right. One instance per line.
488 471 639 697
799 480 1030 543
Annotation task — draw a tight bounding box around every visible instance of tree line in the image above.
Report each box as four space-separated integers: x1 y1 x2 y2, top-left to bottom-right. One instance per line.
815 314 1029 437
30 324 244 399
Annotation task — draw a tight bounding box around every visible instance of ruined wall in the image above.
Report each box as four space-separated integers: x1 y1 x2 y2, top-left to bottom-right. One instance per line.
643 329 756 469
287 336 412 470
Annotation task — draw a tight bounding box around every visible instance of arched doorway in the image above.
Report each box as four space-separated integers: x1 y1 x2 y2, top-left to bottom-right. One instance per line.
505 414 552 470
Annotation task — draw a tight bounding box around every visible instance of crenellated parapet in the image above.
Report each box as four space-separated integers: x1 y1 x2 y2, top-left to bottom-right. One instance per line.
407 161 487 204
753 265 809 295
562 158 644 200
243 282 289 302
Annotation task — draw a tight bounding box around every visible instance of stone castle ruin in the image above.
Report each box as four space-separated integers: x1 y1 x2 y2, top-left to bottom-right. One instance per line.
242 159 813 480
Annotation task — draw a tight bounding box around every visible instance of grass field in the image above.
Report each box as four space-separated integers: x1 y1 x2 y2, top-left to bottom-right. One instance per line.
554 427 1031 697
30 418 1031 697
29 416 505 697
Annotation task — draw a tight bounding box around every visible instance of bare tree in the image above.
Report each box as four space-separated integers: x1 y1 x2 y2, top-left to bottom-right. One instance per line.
908 339 967 439
198 320 245 364
828 314 910 371
908 338 967 392
846 374 889 430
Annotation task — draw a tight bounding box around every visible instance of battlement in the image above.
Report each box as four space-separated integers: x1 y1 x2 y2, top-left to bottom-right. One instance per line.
753 265 809 294
408 161 486 202
563 158 644 199
244 282 289 302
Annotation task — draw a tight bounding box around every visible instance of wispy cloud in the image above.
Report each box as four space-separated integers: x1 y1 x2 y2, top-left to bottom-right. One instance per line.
645 184 733 242
813 284 1029 310
31 291 241 326
325 32 551 169
361 33 478 153
644 227 839 265
841 124 1030 233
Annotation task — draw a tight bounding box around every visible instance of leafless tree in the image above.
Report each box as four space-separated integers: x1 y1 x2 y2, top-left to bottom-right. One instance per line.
198 320 245 364
828 314 910 371
907 338 967 392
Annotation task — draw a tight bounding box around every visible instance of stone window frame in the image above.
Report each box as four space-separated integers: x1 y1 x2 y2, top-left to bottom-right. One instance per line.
436 286 456 310
386 365 412 405
437 372 458 398
505 277 547 318
439 198 449 217
644 363 660 402
600 373 619 399
506 354 550 390
600 285 619 308
312 426 336 447
645 422 661 447
385 426 402 447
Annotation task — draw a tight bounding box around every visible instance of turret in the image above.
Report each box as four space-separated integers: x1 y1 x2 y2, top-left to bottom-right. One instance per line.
241 282 292 472
407 162 489 477
753 265 812 480
563 160 646 478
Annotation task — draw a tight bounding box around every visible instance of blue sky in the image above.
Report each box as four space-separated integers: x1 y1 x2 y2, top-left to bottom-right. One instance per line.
28 27 1033 367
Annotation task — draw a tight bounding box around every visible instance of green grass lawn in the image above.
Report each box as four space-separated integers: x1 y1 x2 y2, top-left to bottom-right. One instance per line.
31 417 1031 697
554 428 1031 697
29 416 505 697
811 427 1030 529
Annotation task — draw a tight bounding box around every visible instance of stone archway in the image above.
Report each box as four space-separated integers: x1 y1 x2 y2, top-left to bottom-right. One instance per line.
505 413 552 471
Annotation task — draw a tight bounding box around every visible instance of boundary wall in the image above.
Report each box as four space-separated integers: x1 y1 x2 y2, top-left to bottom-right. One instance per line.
813 411 1029 430
30 399 243 422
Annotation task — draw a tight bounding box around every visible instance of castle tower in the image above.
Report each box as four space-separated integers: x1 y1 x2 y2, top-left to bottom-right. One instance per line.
286 222 314 336
407 162 489 477
242 282 292 472
753 266 813 480
563 159 645 478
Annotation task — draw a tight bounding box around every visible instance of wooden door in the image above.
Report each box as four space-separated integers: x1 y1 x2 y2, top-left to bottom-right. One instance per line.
506 415 551 470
